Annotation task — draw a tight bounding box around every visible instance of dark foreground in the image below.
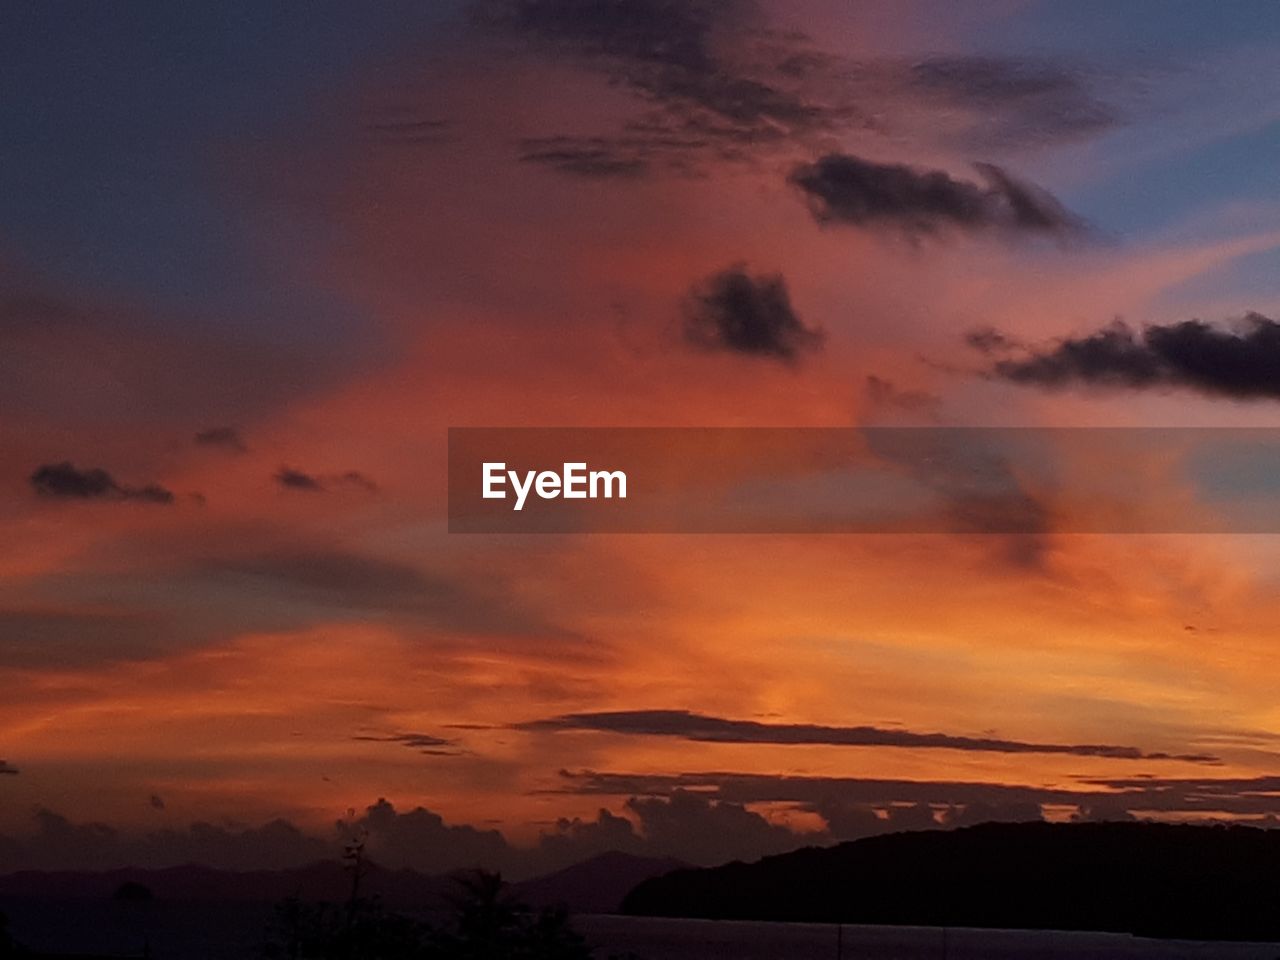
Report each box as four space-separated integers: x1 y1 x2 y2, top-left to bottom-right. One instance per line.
5 901 1280 960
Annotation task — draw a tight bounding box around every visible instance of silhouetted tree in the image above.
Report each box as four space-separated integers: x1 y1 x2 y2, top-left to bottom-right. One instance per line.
263 895 428 960
0 910 26 959
429 870 590 960
262 869 593 960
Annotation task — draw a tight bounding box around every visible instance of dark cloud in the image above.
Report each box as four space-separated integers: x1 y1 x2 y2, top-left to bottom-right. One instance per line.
149 794 165 810
194 426 248 453
518 136 657 178
789 153 1083 238
534 790 806 869
9 777 1278 876
0 809 331 873
964 326 1018 355
518 709 1220 763
683 265 823 362
481 0 858 176
981 314 1280 400
274 466 324 491
0 761 17 775
622 790 801 865
274 467 379 493
941 799 1046 830
1072 799 1138 823
29 462 175 504
536 807 643 869
559 769 1280 823
482 0 830 133
478 4 1121 178
0 794 819 877
353 731 462 756
349 798 515 874
479 0 723 70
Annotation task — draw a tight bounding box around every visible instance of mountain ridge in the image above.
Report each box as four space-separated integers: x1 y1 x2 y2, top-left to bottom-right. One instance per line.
621 820 1280 942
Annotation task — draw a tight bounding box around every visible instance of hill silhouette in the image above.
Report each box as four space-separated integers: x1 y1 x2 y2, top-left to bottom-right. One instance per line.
621 821 1280 942
512 851 687 914
0 861 448 907
0 851 681 915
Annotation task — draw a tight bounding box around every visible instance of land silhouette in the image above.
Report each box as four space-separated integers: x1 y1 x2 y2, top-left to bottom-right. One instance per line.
622 820 1280 942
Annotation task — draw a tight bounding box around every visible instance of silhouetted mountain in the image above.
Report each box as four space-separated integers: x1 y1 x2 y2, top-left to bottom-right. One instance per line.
621 821 1280 942
512 852 687 914
0 853 687 917
0 860 451 908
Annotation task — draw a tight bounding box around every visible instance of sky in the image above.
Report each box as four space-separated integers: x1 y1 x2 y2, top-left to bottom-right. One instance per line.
3 0 1280 878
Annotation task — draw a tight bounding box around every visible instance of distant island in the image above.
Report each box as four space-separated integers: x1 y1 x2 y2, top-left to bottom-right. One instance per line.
621 821 1280 942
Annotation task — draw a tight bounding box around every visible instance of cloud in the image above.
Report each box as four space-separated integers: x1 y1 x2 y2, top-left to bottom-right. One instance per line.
980 314 1280 400
789 153 1083 238
0 808 331 873
480 0 855 176
944 799 1046 828
816 800 955 841
349 798 515 874
0 794 818 876
905 56 1119 148
0 761 17 775
518 709 1221 763
482 6 1120 178
535 790 807 868
559 769 1280 823
964 326 1019 355
353 731 462 756
683 265 823 362
194 426 248 453
274 466 379 493
622 790 801 865
201 547 565 639
29 462 175 504
275 466 324 491
862 429 1056 569
0 607 168 667
536 807 644 867
518 135 662 178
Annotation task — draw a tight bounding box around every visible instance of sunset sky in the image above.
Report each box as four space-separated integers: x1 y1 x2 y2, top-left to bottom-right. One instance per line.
4 0 1280 878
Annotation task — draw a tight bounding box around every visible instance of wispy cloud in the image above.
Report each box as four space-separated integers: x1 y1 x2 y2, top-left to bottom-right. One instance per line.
519 709 1220 763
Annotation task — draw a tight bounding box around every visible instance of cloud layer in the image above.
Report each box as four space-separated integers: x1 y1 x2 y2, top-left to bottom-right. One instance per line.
519 709 1222 763
981 314 1280 400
